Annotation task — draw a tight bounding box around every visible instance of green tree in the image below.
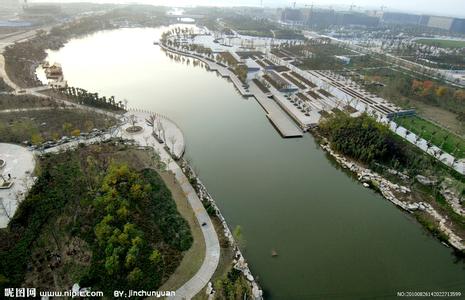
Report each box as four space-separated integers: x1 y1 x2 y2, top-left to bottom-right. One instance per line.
127 267 143 283
31 133 44 145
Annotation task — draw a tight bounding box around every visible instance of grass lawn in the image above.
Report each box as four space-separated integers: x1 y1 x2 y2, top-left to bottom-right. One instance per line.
396 115 465 158
415 39 465 49
158 171 206 292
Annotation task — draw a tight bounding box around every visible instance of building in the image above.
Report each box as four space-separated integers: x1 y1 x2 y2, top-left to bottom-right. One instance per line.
382 12 423 25
335 55 351 64
451 18 465 34
22 4 62 17
337 12 379 27
245 58 261 72
302 9 379 27
281 8 304 25
427 16 454 31
381 11 465 34
0 0 21 15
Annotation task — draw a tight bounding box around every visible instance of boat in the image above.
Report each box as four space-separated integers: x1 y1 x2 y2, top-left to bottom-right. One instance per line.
271 249 278 257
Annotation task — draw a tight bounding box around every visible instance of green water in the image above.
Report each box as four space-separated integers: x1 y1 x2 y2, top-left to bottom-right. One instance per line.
44 27 465 299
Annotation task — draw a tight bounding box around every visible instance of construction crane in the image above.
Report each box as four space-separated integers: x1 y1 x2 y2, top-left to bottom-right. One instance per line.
304 3 314 10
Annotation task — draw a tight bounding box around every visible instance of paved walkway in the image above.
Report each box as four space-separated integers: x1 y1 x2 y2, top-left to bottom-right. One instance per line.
249 81 303 137
0 54 20 91
118 112 220 299
124 110 185 158
0 143 36 228
38 111 220 299
385 119 465 174
0 27 219 298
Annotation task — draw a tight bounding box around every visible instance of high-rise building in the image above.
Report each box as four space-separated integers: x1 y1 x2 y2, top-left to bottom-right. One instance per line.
427 16 454 31
451 18 465 34
382 12 423 25
0 0 21 14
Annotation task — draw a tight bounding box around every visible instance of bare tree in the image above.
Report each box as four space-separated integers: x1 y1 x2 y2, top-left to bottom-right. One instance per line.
168 135 177 156
156 120 165 142
0 197 11 221
128 114 138 127
145 114 157 134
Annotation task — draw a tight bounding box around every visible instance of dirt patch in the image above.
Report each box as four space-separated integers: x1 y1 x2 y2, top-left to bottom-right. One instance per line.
407 98 465 136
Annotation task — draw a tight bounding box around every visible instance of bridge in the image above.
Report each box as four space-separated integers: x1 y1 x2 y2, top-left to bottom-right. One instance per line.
166 14 205 20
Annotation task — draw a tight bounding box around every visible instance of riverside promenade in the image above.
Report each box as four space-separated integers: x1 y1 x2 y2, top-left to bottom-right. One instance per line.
160 42 303 138
118 111 220 299
35 110 220 299
249 81 303 137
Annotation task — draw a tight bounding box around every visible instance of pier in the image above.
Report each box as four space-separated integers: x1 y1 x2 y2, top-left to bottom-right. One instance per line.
249 81 303 137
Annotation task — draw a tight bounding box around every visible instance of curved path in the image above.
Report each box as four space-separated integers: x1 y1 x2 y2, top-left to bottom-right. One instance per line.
0 143 36 228
1 28 220 297
119 112 220 299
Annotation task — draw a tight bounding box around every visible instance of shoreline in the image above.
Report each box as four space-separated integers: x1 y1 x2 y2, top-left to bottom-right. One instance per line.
159 32 465 255
311 130 465 253
159 42 253 97
2 24 264 298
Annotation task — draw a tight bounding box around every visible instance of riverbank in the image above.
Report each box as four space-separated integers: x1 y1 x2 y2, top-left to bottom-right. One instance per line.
159 41 304 138
1 9 173 90
159 42 252 97
22 26 465 298
311 129 465 253
179 159 263 299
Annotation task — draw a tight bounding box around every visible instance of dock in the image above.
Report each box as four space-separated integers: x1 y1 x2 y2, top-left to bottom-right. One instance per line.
250 81 303 138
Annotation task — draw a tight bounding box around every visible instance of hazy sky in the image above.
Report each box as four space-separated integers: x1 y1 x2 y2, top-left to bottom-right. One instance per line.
30 0 465 18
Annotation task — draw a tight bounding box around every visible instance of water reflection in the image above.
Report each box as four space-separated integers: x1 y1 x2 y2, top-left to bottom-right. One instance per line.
41 27 465 300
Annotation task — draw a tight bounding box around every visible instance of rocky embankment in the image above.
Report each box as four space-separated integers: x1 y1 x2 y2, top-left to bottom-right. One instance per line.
319 141 465 252
179 159 264 300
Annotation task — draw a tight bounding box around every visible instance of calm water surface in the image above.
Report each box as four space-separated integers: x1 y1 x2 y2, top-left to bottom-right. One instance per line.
44 27 465 299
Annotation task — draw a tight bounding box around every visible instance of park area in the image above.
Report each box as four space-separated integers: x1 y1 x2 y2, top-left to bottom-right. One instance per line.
396 116 465 158
415 39 465 49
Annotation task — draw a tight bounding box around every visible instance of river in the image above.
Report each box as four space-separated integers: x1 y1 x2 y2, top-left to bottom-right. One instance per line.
41 27 465 299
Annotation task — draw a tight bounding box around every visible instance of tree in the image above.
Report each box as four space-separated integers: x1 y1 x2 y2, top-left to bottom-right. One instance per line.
84 120 94 132
0 198 11 221
62 122 73 135
156 120 165 141
145 114 157 134
429 131 437 143
128 115 138 127
436 86 448 97
31 133 44 145
149 249 162 265
233 225 246 250
127 267 143 283
71 129 81 137
440 135 450 148
168 135 177 155
105 252 120 275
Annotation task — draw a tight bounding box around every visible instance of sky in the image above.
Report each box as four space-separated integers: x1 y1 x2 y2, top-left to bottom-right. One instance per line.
29 0 465 18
